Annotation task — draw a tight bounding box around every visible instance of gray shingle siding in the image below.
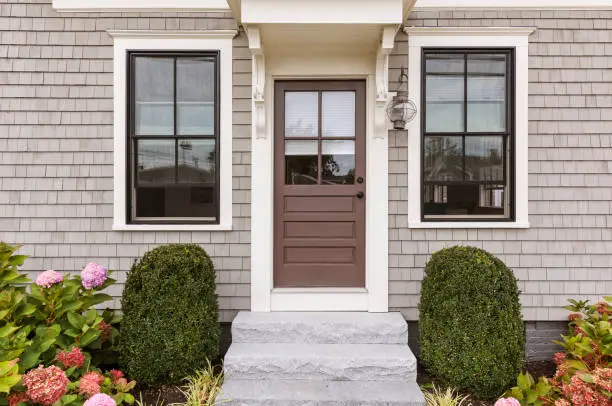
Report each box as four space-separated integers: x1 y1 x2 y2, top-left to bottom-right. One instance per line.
1 2 610 324
0 1 251 322
389 9 612 322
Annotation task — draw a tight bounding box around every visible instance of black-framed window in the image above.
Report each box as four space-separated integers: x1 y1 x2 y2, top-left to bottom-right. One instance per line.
421 49 514 221
127 51 220 224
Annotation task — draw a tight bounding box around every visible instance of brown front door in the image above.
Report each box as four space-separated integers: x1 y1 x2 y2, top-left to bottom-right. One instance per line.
274 80 366 288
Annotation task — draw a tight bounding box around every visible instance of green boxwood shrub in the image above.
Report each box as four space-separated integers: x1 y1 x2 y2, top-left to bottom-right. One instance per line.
419 246 524 400
120 244 220 385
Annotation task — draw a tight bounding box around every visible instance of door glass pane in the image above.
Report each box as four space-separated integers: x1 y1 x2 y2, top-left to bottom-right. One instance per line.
177 58 215 135
468 54 507 132
322 91 355 138
136 139 175 184
285 92 318 137
177 139 216 183
285 140 318 184
423 136 463 181
425 54 465 133
134 57 174 136
321 140 355 185
464 136 504 181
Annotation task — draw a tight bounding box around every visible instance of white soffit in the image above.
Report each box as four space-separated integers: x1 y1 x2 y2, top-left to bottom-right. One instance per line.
414 0 612 10
52 0 229 12
241 0 405 24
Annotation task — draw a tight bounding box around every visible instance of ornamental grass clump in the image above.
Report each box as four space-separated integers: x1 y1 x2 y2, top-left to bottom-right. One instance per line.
120 244 220 385
419 246 524 400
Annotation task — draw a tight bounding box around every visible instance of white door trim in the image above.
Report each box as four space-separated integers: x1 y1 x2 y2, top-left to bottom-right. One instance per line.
249 32 390 312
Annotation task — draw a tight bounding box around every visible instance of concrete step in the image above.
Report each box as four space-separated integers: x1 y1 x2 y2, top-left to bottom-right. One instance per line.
217 379 426 406
224 343 417 381
231 312 408 344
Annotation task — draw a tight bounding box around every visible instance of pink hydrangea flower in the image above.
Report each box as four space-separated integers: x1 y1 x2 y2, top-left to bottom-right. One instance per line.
35 270 63 288
494 398 521 406
84 393 116 406
23 365 69 406
81 262 108 289
109 369 124 384
79 371 105 397
553 352 567 366
56 346 86 368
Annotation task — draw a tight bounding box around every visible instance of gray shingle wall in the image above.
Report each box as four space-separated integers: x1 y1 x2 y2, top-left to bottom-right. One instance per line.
388 9 612 322
0 1 251 322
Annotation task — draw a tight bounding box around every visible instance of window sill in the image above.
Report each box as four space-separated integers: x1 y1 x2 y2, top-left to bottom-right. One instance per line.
408 221 530 229
112 223 232 231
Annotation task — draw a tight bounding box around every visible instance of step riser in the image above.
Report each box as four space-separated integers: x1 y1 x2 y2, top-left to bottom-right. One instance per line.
225 357 416 381
231 312 408 345
232 324 408 345
218 379 426 406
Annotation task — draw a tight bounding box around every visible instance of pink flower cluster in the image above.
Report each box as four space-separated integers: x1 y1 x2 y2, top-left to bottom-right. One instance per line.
563 374 610 406
79 371 105 398
56 347 86 368
592 368 612 393
553 352 567 366
98 321 113 341
494 398 521 406
7 391 30 406
81 262 108 289
35 270 63 288
23 365 69 406
83 393 116 406
109 369 124 384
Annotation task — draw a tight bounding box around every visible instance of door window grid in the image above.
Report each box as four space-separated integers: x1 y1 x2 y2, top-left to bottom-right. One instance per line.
284 90 356 186
421 49 514 221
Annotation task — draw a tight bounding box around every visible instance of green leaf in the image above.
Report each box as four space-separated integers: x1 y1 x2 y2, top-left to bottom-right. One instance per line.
566 359 589 371
61 394 78 405
0 325 19 339
67 312 84 330
8 255 28 267
0 374 21 393
85 309 98 325
124 393 135 404
79 329 100 347
579 373 594 384
526 392 538 403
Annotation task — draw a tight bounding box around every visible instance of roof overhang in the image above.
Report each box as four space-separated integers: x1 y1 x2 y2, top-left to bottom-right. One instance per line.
229 0 416 56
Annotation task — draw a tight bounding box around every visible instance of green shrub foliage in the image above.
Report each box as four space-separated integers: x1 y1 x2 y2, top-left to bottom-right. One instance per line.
419 246 525 399
120 244 220 385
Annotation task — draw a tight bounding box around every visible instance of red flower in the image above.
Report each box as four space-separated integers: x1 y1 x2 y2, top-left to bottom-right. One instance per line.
592 368 612 392
79 371 105 398
7 392 30 406
98 321 112 342
553 352 567 366
109 369 124 384
596 301 609 315
23 365 69 406
563 374 610 406
56 346 86 368
568 313 582 321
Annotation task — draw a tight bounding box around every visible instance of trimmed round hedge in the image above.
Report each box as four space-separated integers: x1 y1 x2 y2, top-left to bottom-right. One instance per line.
419 246 524 399
120 244 220 385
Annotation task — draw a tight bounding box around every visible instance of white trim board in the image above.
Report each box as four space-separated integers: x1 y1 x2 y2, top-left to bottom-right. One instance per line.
405 27 532 230
52 0 229 12
414 0 612 9
109 30 236 232
248 40 390 312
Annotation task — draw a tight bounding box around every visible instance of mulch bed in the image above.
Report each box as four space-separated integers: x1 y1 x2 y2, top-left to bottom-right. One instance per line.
136 360 556 405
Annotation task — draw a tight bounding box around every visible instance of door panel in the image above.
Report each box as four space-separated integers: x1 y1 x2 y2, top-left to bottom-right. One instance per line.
274 80 366 288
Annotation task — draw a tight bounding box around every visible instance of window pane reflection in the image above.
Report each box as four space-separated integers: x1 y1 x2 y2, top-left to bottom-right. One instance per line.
285 140 318 184
135 57 174 136
285 92 318 137
321 140 355 185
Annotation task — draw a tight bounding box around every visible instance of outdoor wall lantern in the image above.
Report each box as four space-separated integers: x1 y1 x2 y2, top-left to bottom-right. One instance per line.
386 67 417 130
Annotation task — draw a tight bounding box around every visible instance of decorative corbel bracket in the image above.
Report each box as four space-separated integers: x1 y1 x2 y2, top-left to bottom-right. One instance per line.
245 25 266 139
375 25 400 139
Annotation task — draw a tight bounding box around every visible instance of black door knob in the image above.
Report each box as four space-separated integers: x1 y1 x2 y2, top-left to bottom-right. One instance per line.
356 177 364 184
356 192 364 199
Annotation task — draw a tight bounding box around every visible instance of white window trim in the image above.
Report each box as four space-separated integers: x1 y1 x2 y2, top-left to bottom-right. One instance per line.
52 0 229 12
109 30 236 232
405 27 534 229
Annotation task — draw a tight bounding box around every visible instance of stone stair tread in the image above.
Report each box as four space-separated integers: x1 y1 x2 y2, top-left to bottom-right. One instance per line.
224 343 417 381
218 379 425 405
231 311 408 344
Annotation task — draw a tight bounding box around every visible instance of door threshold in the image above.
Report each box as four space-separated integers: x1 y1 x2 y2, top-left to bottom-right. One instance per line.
270 288 368 312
